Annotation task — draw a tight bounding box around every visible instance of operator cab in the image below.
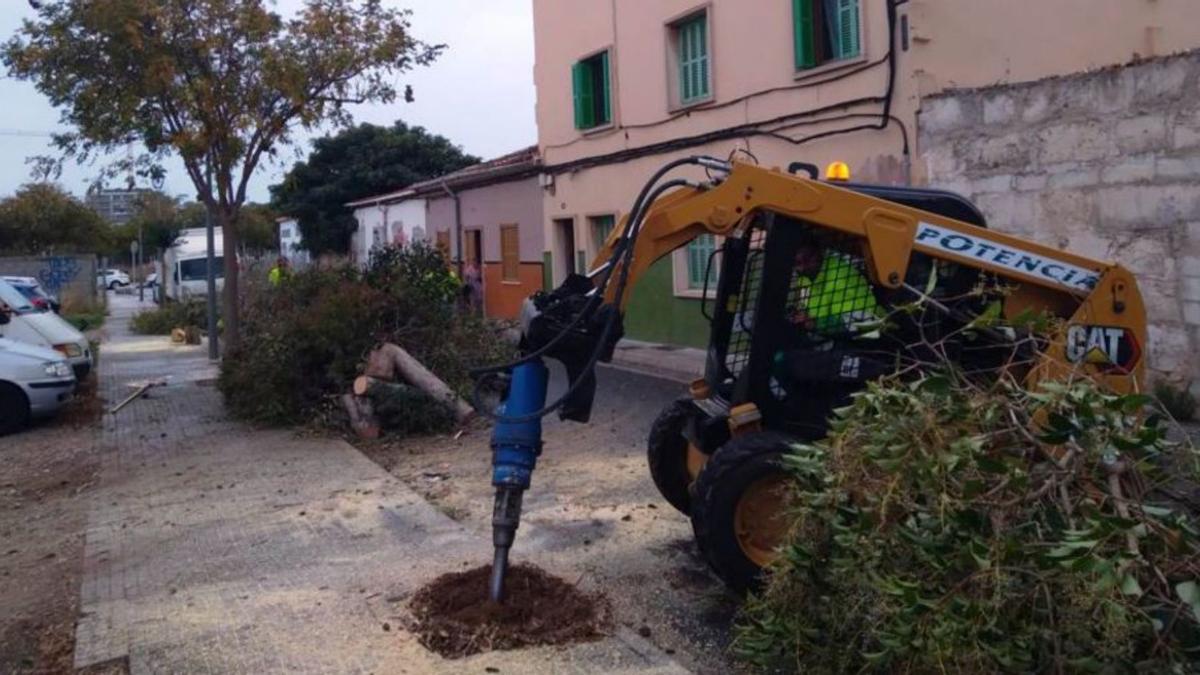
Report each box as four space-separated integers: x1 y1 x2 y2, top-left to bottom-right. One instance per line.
690 183 992 452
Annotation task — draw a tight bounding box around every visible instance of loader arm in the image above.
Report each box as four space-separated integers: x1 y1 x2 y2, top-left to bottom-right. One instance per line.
592 161 1146 393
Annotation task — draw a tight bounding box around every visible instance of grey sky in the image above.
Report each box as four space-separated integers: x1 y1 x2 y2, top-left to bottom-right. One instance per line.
0 0 536 203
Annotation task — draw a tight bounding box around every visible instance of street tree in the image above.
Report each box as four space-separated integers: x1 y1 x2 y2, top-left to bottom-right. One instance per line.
4 0 444 347
0 182 110 255
270 122 478 255
236 203 279 257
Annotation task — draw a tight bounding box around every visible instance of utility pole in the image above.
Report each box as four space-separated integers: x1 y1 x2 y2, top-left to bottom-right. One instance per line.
205 204 219 359
137 223 145 302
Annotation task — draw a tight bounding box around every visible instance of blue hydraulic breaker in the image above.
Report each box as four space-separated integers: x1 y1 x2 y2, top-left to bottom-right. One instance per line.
487 358 549 602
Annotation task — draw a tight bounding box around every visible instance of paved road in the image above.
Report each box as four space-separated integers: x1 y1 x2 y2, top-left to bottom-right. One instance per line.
75 293 688 674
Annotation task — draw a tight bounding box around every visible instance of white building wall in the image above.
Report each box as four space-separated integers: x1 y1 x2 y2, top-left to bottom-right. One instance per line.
351 199 428 266
276 218 310 266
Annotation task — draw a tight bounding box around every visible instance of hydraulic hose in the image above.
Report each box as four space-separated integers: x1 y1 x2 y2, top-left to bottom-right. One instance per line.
468 156 713 381
470 156 726 425
471 176 699 424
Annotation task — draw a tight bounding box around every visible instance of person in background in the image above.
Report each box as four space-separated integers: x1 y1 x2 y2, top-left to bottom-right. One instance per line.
268 256 291 287
462 261 483 313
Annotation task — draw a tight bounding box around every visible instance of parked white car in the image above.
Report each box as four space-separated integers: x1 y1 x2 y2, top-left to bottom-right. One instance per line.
97 269 131 290
0 334 75 435
0 279 93 379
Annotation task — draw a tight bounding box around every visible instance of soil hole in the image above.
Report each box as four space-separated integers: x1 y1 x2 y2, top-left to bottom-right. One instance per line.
409 563 611 658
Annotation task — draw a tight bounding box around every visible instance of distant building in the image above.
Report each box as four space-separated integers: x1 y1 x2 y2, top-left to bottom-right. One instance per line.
348 146 545 320
276 217 310 267
347 187 427 265
85 188 153 225
416 146 545 320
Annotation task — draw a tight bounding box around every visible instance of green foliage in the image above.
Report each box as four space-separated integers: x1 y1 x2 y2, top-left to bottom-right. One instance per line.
1155 381 1197 423
736 372 1200 673
63 310 106 332
0 183 110 255
367 381 456 437
269 122 479 255
5 0 445 347
130 300 209 335
236 203 280 255
218 244 509 430
103 191 183 260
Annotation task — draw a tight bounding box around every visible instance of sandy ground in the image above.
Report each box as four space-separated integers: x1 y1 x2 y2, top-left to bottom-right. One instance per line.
0 417 117 674
359 363 744 675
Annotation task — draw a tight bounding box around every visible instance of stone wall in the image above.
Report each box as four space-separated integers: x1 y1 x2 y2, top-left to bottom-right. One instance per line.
0 254 99 309
919 51 1200 392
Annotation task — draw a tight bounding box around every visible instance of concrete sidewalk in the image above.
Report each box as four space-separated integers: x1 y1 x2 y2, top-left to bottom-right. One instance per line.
608 339 705 384
75 294 686 673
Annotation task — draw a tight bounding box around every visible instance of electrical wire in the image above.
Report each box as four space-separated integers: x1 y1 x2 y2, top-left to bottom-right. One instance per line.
542 52 891 152
543 0 906 173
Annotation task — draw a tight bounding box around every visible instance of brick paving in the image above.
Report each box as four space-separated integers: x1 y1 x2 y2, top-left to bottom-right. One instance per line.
74 294 686 674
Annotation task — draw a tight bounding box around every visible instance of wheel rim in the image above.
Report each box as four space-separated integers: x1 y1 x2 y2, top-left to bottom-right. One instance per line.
732 473 790 568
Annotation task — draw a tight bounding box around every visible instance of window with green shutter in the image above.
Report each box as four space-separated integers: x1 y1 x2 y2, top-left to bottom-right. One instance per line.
589 214 615 253
572 50 612 130
687 234 718 289
674 12 710 106
793 0 861 71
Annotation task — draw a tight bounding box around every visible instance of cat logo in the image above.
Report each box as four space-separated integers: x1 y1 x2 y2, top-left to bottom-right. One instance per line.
1065 325 1140 374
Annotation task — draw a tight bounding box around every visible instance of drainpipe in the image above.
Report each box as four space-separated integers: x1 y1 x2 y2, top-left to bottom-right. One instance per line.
439 178 463 276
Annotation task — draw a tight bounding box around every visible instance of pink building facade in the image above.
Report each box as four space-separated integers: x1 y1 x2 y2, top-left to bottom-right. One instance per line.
532 0 1200 354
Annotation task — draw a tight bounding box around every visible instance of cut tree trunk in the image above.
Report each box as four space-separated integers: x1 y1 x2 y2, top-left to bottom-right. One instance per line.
357 343 474 424
342 393 380 440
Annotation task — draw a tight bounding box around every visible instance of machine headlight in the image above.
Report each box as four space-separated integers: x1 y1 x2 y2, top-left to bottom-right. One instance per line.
44 361 72 378
53 343 83 358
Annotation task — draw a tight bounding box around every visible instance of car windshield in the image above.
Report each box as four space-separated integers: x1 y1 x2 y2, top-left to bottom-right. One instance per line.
0 279 36 313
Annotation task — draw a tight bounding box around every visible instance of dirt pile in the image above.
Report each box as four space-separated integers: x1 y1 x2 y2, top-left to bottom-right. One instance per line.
409 563 611 658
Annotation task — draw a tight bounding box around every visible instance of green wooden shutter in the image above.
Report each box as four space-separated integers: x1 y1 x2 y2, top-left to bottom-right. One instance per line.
793 0 816 69
592 215 615 252
678 15 709 104
836 0 860 59
600 50 611 125
687 234 717 289
572 60 595 129
678 21 692 102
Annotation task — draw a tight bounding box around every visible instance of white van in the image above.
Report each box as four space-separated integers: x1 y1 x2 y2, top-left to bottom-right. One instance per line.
163 227 225 301
0 279 93 379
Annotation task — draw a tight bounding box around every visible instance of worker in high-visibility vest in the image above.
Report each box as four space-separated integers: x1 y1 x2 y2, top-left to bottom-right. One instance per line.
268 257 291 287
788 239 880 336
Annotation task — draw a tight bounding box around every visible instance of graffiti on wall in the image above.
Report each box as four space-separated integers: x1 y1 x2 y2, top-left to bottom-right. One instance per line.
36 256 83 293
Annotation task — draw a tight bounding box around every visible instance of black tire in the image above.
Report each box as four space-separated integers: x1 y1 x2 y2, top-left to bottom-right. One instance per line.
108 281 119 290
0 382 31 436
647 397 696 515
690 431 796 593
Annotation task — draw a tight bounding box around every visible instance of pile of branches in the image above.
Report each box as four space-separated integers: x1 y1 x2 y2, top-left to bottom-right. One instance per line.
219 242 512 429
736 364 1200 672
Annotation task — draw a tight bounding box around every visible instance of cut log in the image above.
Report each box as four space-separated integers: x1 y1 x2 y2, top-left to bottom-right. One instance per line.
353 375 375 397
362 343 474 423
342 393 380 439
364 347 398 380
